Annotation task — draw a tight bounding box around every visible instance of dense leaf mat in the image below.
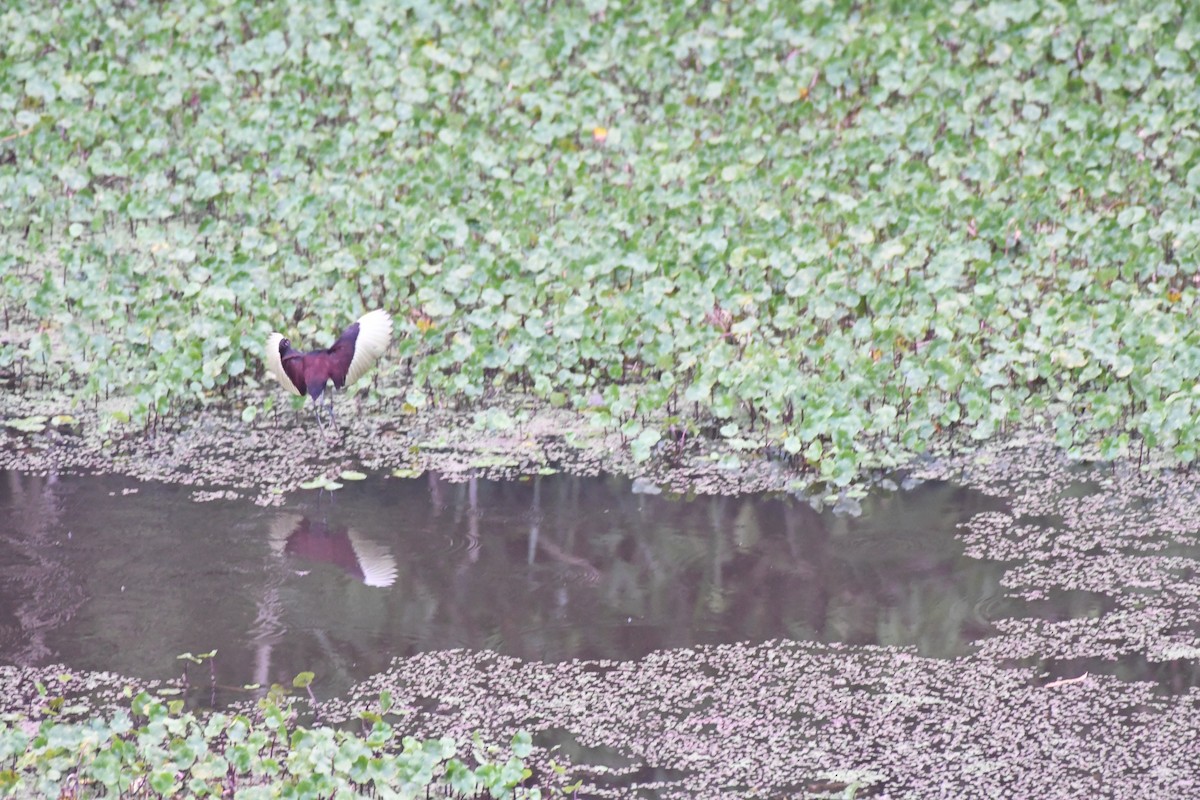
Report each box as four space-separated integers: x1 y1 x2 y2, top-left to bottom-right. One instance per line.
3 0 1199 482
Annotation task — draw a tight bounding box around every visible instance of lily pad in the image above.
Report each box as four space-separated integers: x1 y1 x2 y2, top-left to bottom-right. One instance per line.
6 416 48 433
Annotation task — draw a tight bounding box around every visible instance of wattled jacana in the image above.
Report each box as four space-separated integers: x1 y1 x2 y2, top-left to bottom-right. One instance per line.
265 309 393 434
268 515 399 588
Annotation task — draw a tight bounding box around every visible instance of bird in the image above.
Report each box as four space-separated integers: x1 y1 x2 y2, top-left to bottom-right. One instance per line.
264 309 392 435
268 515 398 588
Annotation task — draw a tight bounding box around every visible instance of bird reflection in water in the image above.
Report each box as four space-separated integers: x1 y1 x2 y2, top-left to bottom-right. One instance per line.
267 515 398 588
249 515 398 692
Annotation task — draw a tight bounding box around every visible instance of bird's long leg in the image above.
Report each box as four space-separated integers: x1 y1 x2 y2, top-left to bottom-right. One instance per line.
311 395 330 439
326 386 337 430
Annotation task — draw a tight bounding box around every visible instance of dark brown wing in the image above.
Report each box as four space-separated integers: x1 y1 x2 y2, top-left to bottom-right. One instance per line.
325 322 360 388
266 333 305 395
281 350 307 395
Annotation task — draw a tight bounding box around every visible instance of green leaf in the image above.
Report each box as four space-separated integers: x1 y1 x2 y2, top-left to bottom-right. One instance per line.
511 731 533 759
1116 206 1147 228
630 427 662 463
5 416 48 433
149 767 177 795
391 468 424 479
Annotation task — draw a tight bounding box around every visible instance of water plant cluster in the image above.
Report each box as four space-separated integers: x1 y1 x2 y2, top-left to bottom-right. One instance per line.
3 0 1199 483
0 689 537 799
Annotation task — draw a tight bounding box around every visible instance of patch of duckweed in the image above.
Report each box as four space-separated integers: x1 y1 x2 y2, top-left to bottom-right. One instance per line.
912 435 1200 669
324 642 1199 799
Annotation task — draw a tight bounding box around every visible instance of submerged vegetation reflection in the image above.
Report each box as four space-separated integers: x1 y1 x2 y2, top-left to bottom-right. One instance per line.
0 470 1004 697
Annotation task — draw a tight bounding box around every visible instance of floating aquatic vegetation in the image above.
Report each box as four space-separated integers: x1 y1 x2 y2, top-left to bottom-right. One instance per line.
324 640 1199 799
0 680 540 799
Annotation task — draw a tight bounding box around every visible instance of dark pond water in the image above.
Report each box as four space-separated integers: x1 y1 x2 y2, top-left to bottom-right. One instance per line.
0 470 1017 703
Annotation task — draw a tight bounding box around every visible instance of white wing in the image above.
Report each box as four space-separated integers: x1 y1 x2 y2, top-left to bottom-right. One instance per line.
266 513 302 556
343 309 393 386
347 530 399 588
265 332 302 396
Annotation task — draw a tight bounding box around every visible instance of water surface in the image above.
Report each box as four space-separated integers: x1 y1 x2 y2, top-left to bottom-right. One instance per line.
0 470 1009 701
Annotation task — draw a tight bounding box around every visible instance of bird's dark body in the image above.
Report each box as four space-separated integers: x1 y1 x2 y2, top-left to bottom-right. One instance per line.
284 518 365 580
277 322 361 400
